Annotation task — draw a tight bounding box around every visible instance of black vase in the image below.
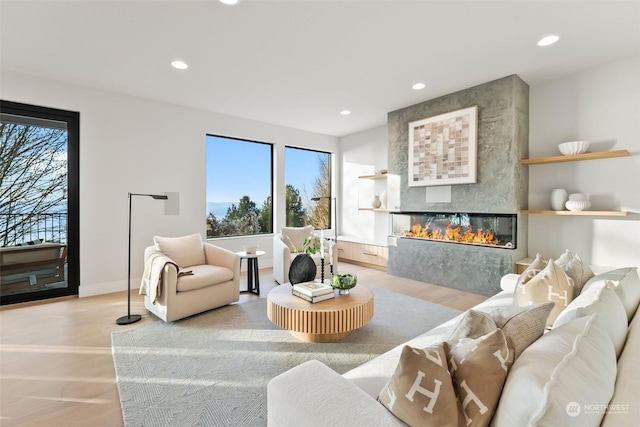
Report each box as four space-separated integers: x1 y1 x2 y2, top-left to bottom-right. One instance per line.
288 254 317 284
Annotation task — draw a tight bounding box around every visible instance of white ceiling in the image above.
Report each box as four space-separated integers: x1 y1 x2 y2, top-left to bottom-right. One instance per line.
1 0 639 137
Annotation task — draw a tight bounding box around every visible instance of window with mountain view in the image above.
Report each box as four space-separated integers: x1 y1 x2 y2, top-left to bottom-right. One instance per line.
206 135 273 238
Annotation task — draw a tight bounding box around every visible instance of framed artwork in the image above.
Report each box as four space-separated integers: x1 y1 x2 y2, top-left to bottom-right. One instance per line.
408 105 478 187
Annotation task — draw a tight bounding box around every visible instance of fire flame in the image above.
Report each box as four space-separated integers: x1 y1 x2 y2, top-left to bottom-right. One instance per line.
407 223 499 245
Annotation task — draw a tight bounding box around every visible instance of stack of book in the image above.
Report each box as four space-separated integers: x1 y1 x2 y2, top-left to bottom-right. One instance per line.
291 281 335 303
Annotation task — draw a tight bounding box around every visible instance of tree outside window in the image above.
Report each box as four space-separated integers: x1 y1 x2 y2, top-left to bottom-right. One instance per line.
285 147 331 230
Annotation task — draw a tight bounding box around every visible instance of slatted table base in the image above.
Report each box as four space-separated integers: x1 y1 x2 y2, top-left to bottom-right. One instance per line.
267 284 374 343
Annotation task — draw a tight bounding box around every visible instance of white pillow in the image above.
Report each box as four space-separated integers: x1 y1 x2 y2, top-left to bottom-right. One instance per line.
553 283 627 358
154 233 205 268
582 267 640 322
493 315 616 427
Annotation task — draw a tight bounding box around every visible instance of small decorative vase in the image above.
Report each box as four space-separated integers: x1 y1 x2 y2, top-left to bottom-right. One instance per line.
372 195 382 209
550 189 568 211
288 254 317 285
379 190 387 209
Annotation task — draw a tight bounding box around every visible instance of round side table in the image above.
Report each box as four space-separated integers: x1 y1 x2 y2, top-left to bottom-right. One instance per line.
236 250 266 295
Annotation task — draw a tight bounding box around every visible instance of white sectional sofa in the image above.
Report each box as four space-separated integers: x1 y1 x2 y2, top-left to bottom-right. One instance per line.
267 266 640 426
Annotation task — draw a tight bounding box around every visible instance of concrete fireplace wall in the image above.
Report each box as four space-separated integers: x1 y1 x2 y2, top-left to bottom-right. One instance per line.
387 75 529 296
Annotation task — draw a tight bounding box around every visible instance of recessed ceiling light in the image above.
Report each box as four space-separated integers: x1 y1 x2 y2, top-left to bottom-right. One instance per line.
412 82 426 90
340 110 351 116
537 35 559 47
219 0 239 4
171 60 188 70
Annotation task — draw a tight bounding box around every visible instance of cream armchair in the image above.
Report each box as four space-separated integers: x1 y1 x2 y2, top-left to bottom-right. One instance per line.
140 233 240 322
273 226 338 285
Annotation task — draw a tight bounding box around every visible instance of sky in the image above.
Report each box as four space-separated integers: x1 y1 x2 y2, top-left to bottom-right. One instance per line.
206 135 328 207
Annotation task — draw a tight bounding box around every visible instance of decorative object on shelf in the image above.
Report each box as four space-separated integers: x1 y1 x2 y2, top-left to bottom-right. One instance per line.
372 195 382 209
288 254 317 285
550 188 568 211
558 140 589 156
330 273 358 295
380 190 387 209
243 244 259 254
565 193 591 211
408 105 478 186
117 192 168 326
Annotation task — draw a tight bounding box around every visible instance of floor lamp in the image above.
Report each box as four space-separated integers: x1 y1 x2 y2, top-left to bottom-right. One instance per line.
116 192 168 326
311 196 338 272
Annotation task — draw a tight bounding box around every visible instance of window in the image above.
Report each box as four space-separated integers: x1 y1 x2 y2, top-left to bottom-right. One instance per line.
0 100 79 305
284 147 331 229
206 135 273 238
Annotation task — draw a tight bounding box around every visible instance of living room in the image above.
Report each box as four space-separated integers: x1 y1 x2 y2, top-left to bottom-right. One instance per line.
1 1 639 426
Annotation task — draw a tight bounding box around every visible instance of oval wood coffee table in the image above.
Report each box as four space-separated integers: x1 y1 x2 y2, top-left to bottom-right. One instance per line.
267 284 374 343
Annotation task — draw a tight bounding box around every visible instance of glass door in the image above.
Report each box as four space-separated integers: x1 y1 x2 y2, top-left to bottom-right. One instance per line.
0 101 79 305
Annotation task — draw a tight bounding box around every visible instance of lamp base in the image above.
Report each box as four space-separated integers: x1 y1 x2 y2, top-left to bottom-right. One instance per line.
116 314 142 325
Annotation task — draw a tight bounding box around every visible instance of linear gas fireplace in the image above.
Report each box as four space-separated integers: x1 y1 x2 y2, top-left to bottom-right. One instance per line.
390 212 516 249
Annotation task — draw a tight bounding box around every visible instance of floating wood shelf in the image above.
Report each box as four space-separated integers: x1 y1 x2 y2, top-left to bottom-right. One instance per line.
358 173 388 180
522 210 628 217
358 208 389 212
521 149 630 165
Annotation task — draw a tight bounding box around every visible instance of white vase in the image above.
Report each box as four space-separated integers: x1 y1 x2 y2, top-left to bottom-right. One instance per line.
550 188 568 211
379 190 387 209
372 195 382 209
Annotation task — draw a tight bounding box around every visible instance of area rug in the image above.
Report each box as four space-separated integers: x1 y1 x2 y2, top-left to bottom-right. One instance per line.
112 286 461 427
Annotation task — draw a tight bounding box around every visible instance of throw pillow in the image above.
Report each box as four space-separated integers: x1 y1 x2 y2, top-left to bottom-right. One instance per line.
553 283 627 358
378 344 458 427
154 233 205 268
492 315 617 427
516 259 574 327
513 253 547 303
450 303 554 363
447 329 511 427
582 267 640 322
280 225 313 253
556 250 594 294
490 301 555 360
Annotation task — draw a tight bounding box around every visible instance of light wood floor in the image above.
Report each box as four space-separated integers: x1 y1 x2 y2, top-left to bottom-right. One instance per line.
0 262 485 426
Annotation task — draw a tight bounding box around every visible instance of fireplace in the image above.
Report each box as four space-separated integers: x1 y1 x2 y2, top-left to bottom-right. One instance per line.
390 212 516 249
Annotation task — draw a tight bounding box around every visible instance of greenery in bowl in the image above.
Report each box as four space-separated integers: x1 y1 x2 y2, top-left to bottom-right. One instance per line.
330 274 357 295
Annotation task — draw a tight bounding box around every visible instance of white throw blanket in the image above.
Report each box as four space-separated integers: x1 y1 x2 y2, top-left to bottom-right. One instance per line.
139 252 178 304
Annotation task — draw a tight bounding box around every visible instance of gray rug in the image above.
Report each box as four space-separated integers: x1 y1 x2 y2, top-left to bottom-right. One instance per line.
112 286 461 427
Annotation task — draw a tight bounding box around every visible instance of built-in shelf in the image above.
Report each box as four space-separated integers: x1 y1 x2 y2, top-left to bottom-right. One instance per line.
358 173 388 180
522 210 628 217
520 149 629 165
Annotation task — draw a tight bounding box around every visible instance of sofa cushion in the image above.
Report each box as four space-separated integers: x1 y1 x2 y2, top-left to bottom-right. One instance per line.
280 226 313 253
556 250 594 294
175 264 234 292
553 283 627 358
582 267 640 322
601 299 640 426
515 259 574 327
492 314 617 427
154 233 205 268
447 329 510 427
378 344 458 427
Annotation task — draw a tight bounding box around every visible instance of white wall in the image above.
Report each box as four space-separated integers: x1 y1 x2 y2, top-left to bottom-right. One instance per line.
0 70 338 296
339 125 389 245
528 56 640 269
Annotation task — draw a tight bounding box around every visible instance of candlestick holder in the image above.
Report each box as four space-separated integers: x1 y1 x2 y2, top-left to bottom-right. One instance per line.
320 257 325 283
